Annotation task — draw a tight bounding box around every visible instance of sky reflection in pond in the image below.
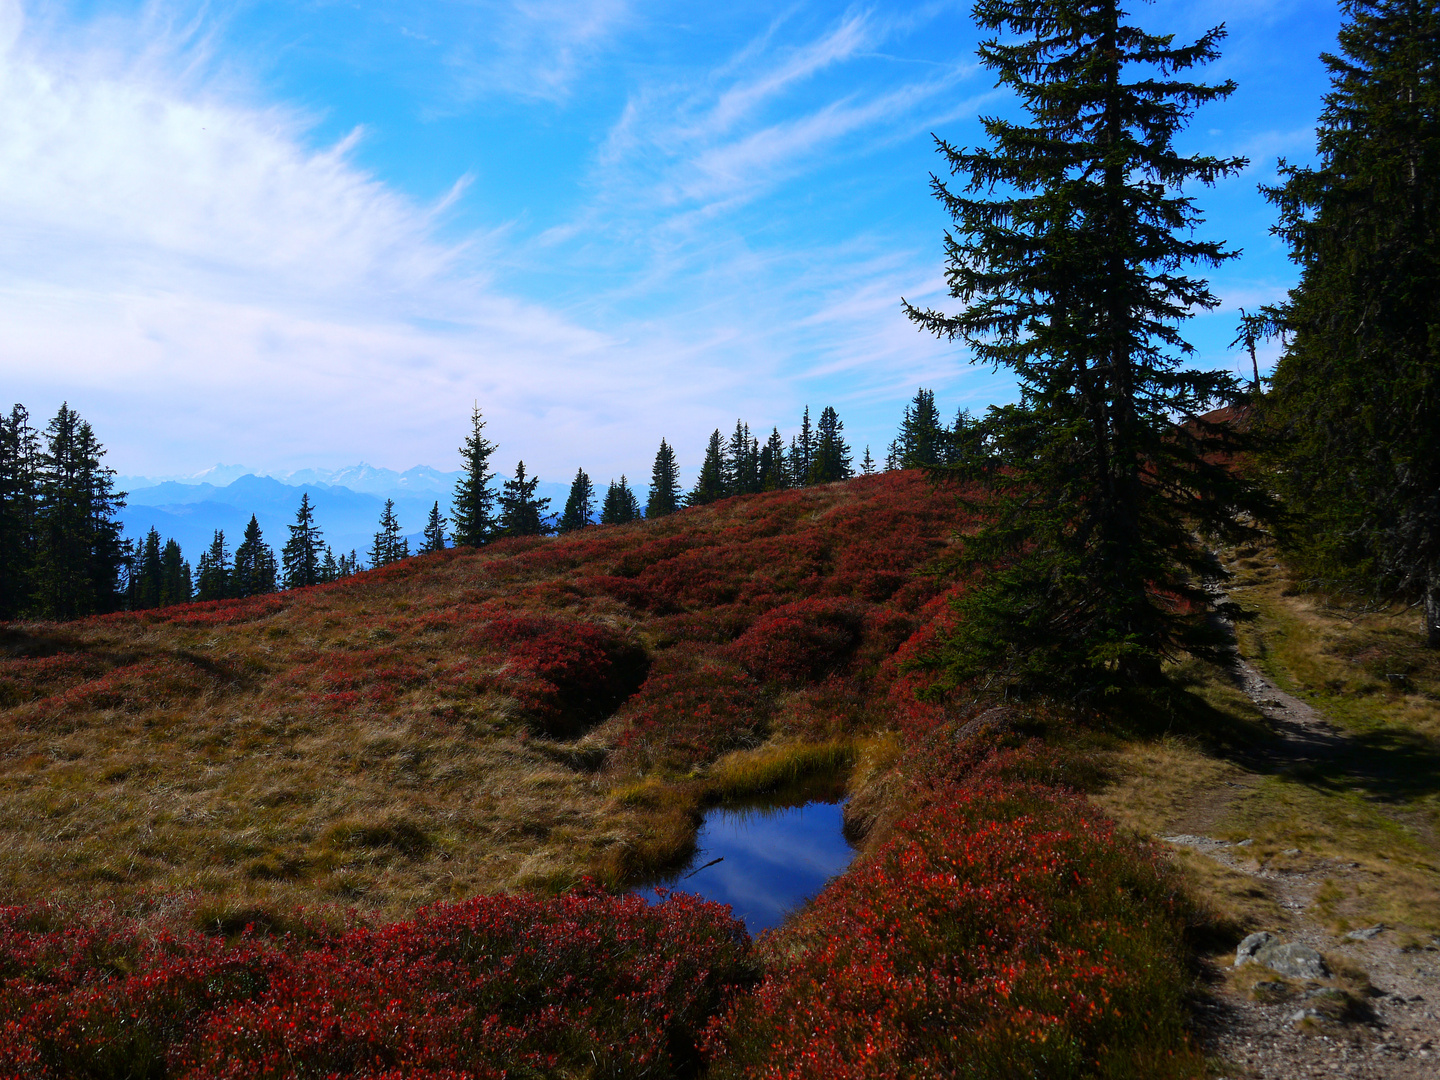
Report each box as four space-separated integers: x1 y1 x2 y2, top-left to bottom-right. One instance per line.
639 800 855 935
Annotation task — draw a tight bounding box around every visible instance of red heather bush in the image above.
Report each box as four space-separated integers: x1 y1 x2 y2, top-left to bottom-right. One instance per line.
471 616 648 737
0 652 113 708
614 659 772 770
707 749 1200 1080
92 593 290 629
277 649 429 712
0 888 755 1080
728 598 867 685
17 657 224 727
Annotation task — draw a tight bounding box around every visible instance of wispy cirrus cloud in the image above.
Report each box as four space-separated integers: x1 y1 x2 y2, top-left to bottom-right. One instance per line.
520 5 987 430
0 0 757 479
590 6 976 223
441 0 633 104
0 0 1022 484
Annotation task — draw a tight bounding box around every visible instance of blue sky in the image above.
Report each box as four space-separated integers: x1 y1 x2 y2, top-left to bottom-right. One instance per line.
1 0 1341 486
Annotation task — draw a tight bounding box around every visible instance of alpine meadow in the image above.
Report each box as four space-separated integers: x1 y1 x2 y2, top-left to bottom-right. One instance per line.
1 2 1438 1079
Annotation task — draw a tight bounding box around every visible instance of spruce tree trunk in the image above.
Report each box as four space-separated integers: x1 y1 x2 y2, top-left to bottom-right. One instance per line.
1426 569 1440 650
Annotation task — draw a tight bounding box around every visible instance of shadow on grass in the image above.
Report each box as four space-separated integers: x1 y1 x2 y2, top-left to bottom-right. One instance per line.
1130 663 1440 809
1099 677 1277 760
1279 726 1440 806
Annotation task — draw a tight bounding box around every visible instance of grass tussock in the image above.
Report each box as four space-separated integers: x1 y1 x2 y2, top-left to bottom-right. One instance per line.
706 738 858 801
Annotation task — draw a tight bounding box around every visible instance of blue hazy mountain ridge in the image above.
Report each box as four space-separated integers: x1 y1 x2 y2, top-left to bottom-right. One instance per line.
116 462 463 499
118 472 574 568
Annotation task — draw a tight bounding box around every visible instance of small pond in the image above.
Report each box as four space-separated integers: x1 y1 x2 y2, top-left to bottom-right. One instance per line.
636 791 857 935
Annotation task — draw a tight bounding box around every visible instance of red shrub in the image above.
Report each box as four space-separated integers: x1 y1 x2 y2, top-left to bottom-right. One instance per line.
0 652 113 708
728 598 868 685
614 659 772 770
472 616 648 737
17 657 225 726
91 594 289 628
277 650 429 712
0 888 755 1080
706 745 1200 1080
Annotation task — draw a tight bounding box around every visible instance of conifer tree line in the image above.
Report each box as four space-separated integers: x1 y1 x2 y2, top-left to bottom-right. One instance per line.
0 391 964 619
1249 0 1440 646
1 403 127 619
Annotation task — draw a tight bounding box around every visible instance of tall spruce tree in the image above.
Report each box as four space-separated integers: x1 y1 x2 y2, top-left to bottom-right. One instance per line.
808 406 852 484
159 539 191 606
1261 0 1440 645
129 527 165 610
452 406 498 546
646 441 681 518
281 493 324 589
560 468 595 532
498 462 552 536
195 530 231 601
420 501 448 554
600 476 642 525
903 0 1270 693
687 430 726 506
369 499 407 568
944 408 977 466
897 388 946 468
233 515 277 597
790 407 815 485
0 405 40 619
861 446 876 475
758 428 789 491
318 546 340 584
725 421 760 495
30 404 127 619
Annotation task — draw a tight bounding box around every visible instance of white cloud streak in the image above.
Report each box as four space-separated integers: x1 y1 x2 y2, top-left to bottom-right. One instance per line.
442 0 632 104
0 0 993 484
0 0 753 479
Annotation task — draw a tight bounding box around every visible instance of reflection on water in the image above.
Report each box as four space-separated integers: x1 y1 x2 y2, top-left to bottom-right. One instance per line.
638 799 856 935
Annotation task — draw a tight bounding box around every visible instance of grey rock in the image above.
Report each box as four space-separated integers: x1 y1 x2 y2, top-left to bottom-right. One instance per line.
1236 931 1278 967
956 706 1018 740
1347 924 1387 941
1255 941 1329 980
1282 847 1301 856
1237 838 1254 847
1290 1007 1323 1024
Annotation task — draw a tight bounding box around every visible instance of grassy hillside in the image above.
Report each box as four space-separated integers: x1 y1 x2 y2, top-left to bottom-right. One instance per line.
0 472 965 916
0 471 1220 1077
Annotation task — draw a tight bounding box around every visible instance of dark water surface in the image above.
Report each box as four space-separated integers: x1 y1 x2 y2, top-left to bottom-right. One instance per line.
638 798 856 935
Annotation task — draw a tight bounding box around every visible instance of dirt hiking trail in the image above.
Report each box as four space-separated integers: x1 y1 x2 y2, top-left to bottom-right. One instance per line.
1166 640 1440 1078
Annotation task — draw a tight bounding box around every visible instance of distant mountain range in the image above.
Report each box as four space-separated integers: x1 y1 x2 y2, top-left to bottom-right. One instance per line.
115 467 573 565
115 462 463 499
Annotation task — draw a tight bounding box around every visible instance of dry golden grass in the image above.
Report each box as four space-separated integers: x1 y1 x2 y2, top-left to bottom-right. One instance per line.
0 551 643 915
0 641 641 915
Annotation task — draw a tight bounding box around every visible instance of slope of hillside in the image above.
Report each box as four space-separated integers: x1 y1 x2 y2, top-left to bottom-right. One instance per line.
0 472 964 915
0 470 1217 1077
